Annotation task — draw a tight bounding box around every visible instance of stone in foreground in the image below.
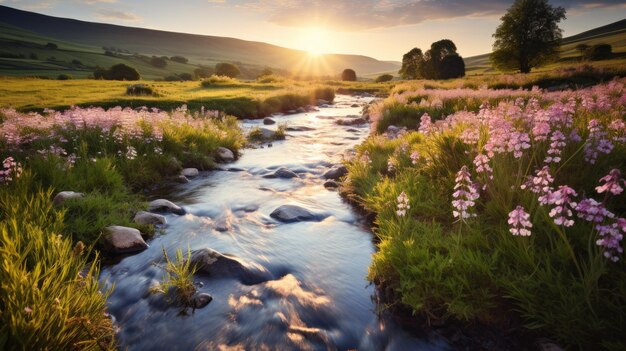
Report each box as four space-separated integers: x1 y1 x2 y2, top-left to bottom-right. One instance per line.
190 248 272 285
270 205 325 223
264 167 298 179
53 191 84 205
263 117 276 125
191 292 213 309
324 180 339 189
148 199 186 215
181 168 199 178
217 147 235 162
134 211 167 225
104 226 148 254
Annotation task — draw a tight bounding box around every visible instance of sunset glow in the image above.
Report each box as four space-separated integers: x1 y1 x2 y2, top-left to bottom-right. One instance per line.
301 27 330 56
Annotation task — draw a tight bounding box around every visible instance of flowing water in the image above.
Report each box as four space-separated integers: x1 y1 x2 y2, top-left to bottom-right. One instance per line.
101 95 449 350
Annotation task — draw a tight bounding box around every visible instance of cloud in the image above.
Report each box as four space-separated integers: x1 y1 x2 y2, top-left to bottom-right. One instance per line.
237 0 626 30
0 0 56 10
95 8 140 22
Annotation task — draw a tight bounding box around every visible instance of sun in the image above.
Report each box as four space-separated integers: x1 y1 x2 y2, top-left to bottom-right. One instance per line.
301 27 328 56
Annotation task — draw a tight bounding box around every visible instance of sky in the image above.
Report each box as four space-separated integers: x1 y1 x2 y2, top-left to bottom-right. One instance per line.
1 0 625 60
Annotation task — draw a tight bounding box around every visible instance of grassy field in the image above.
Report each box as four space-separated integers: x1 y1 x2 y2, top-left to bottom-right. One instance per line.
0 77 392 116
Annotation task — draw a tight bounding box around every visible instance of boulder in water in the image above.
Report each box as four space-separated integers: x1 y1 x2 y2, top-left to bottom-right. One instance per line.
270 205 325 223
103 226 148 254
217 147 235 162
181 168 199 178
191 292 213 309
190 248 272 285
134 211 167 225
148 199 185 215
336 118 367 126
323 166 348 180
263 117 276 125
263 167 298 179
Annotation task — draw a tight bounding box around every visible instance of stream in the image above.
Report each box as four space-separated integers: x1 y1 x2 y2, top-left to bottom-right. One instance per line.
100 95 449 350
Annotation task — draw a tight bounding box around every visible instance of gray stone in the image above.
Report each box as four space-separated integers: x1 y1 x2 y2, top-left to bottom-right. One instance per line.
53 191 84 205
258 128 275 139
190 248 272 285
316 99 330 106
536 339 564 351
285 126 316 132
217 147 235 162
181 168 199 178
134 211 167 225
323 166 348 180
175 175 189 183
104 226 148 254
324 180 339 189
263 117 276 125
263 167 298 179
336 117 367 126
191 292 213 309
296 107 306 113
148 199 185 215
270 205 325 223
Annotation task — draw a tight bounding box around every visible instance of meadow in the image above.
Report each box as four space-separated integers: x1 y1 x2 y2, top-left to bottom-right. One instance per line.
342 77 626 349
0 76 390 117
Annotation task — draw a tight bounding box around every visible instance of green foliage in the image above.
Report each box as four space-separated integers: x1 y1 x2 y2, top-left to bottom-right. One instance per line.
440 54 465 79
200 75 240 87
170 55 188 64
375 74 394 83
126 84 156 96
194 66 214 79
215 62 241 78
587 44 613 61
491 0 567 73
57 74 72 80
95 64 140 81
0 174 115 350
150 56 168 69
341 68 357 81
399 48 424 79
399 40 465 80
152 247 198 309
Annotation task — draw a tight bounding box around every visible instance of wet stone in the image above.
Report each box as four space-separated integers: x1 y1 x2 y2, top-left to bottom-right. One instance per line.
190 248 272 285
181 168 199 178
103 226 148 254
323 166 348 180
217 147 235 162
134 211 167 225
191 292 213 309
263 117 276 125
263 167 298 179
324 180 339 189
148 199 186 215
270 205 325 223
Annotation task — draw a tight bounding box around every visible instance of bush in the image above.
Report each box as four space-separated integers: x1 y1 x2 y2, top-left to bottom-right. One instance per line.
150 56 168 68
57 74 72 80
95 64 140 81
45 42 58 49
341 68 357 81
200 75 239 87
194 66 214 79
587 44 612 61
215 63 241 78
375 74 394 83
71 59 82 65
170 56 188 64
29 53 38 60
126 84 155 96
256 74 284 83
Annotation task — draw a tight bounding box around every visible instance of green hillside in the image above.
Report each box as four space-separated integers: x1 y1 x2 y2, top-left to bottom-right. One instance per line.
0 5 400 79
464 18 626 75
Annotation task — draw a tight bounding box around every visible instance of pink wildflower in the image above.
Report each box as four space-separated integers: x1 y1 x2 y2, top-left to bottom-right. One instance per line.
595 169 624 196
576 198 615 223
396 191 410 217
508 206 532 236
546 186 578 227
452 166 479 220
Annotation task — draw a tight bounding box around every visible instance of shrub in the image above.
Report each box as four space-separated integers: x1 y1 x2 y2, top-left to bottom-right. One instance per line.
45 42 58 49
200 75 239 87
126 84 155 96
151 247 198 309
215 62 240 78
194 66 214 79
29 53 38 60
170 56 188 64
375 74 394 83
178 73 193 81
150 56 168 68
341 68 357 81
71 59 82 65
587 44 612 61
95 64 140 81
57 74 72 80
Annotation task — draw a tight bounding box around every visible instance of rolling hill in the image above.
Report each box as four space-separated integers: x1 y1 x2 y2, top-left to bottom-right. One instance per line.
464 18 626 74
0 5 400 79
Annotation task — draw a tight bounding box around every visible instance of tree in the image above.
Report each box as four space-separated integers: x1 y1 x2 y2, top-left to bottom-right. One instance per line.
375 74 394 83
94 64 140 81
440 54 465 79
588 44 612 61
491 0 566 73
398 48 424 79
194 66 214 79
427 39 458 78
170 56 188 64
215 62 240 78
341 68 357 81
575 43 590 60
150 56 168 68
259 67 273 77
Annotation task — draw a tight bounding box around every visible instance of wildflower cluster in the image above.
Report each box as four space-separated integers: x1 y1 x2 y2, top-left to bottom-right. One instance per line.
452 166 479 221
396 191 410 217
0 157 22 183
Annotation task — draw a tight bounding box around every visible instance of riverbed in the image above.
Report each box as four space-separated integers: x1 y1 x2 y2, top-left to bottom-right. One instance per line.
100 95 449 350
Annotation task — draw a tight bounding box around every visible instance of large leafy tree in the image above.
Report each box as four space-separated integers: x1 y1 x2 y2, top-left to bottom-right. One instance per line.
491 0 566 73
215 62 241 78
398 48 424 79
